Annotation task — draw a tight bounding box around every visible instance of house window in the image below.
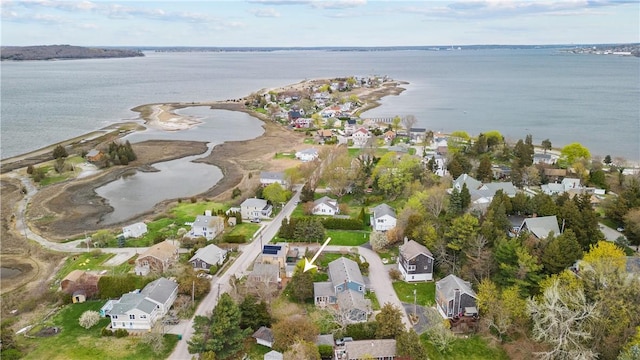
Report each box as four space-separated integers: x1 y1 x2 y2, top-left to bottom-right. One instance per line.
140 315 147 319
129 314 135 320
358 286 363 292
407 265 416 271
112 315 118 319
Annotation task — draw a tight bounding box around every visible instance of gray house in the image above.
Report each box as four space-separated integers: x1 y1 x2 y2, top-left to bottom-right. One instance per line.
435 274 477 319
188 244 227 270
519 215 560 239
314 257 371 323
370 203 397 232
398 239 434 281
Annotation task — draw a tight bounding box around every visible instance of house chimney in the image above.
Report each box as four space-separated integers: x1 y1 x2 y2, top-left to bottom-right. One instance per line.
403 236 408 245
205 210 212 217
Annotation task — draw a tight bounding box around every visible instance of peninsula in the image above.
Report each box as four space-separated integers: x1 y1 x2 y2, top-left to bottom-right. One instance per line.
0 45 144 61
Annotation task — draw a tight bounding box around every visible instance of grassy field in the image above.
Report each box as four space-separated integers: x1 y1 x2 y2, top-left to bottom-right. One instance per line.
22 301 179 360
422 334 510 360
226 223 261 239
376 247 399 264
54 252 116 281
326 230 369 246
365 290 381 311
392 281 435 306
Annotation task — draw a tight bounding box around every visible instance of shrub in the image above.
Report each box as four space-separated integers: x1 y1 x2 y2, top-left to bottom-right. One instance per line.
190 196 197 203
232 187 242 198
101 328 114 337
389 268 402 281
223 234 247 244
318 344 333 358
321 217 363 230
78 310 100 329
114 329 129 338
209 265 218 275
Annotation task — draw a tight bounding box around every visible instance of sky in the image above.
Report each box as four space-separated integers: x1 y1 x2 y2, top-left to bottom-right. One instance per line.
1 0 639 47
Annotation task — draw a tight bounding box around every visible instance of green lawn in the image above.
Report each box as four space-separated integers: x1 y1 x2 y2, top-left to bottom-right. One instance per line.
170 201 226 222
22 301 178 360
376 247 399 264
226 223 261 239
365 290 381 311
243 341 271 360
274 152 296 159
422 334 510 360
392 281 435 306
55 252 115 281
326 230 369 246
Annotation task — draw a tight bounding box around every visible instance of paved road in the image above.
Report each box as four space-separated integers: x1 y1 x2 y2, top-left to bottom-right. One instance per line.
168 188 302 359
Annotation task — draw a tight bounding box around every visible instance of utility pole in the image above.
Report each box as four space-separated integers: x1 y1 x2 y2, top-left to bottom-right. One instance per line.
192 280 195 306
217 283 221 301
413 288 417 318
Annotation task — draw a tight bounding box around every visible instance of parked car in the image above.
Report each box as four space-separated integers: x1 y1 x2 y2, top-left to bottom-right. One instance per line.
335 337 353 346
251 218 261 223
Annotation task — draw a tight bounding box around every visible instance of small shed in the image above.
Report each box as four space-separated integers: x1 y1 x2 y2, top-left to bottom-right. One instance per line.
72 290 86 303
252 326 274 348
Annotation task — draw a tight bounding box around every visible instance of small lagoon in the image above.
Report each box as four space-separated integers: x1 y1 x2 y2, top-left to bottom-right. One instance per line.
95 108 264 224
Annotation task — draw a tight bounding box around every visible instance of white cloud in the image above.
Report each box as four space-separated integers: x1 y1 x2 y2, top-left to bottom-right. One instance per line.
248 7 281 17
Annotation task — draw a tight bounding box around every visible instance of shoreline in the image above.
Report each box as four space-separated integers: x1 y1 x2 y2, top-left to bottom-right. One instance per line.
2 78 405 240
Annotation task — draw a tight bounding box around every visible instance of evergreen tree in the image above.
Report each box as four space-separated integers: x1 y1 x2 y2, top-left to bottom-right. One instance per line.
52 144 68 159
541 229 583 274
396 330 428 360
476 155 493 182
460 183 471 211
448 187 463 215
188 293 248 359
300 182 315 203
289 268 314 303
239 295 272 331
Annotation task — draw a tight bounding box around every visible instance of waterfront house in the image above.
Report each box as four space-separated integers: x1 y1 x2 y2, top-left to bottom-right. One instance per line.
295 148 319 162
122 222 147 239
188 211 225 240
436 274 478 319
260 171 288 187
370 203 396 232
351 127 371 147
134 240 178 276
398 239 434 282
189 243 227 270
241 198 273 220
104 277 178 331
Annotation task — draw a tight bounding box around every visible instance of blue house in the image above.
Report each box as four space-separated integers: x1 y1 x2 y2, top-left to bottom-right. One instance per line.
313 257 371 323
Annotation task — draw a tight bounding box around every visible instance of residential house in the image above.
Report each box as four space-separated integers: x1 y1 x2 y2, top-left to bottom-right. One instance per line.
295 148 319 162
451 174 518 213
351 127 371 147
409 127 427 143
241 198 273 220
533 153 557 165
312 196 340 216
85 149 104 162
189 243 227 270
398 239 434 282
188 211 225 240
519 215 561 239
370 203 397 232
260 171 288 187
344 119 358 135
134 240 178 276
264 350 283 360
314 257 371 323
61 270 100 299
436 274 478 319
452 173 483 192
338 339 396 360
252 326 274 348
122 222 147 239
248 262 280 284
544 168 568 183
259 243 288 270
541 177 583 196
104 277 178 330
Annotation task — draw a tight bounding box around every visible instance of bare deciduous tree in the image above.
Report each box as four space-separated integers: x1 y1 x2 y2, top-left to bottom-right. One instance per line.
402 115 417 133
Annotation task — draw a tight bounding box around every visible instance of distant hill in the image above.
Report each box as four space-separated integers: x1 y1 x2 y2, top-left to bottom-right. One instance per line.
1 45 144 61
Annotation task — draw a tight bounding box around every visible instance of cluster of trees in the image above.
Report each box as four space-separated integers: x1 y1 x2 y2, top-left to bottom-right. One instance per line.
104 141 136 166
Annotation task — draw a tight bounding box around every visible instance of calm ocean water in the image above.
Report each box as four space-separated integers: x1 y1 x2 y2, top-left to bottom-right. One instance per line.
2 49 639 162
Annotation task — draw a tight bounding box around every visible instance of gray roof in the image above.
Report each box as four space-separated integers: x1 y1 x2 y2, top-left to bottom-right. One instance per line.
328 257 364 288
109 293 156 316
260 171 286 181
192 215 223 228
483 182 517 197
399 240 433 260
316 334 335 346
314 196 339 211
372 203 396 220
436 274 477 302
242 198 269 209
189 244 226 265
336 288 371 314
250 263 280 282
140 277 178 305
453 173 482 191
345 339 396 359
520 216 560 239
252 326 274 343
313 281 334 298
264 350 283 360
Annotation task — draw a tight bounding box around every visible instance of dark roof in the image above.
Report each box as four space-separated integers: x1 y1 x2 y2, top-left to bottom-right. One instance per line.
252 326 274 343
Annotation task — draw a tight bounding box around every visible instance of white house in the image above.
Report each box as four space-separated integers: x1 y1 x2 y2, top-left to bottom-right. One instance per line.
370 203 396 231
106 277 178 331
241 198 273 220
351 127 371 147
122 222 147 239
260 171 288 187
312 196 340 216
189 211 225 240
189 244 227 270
295 148 319 162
